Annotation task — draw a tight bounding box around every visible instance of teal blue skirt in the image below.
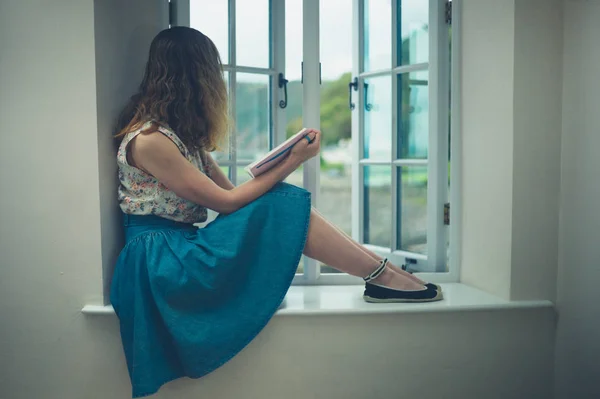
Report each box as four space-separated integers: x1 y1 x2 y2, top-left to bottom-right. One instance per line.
110 183 311 398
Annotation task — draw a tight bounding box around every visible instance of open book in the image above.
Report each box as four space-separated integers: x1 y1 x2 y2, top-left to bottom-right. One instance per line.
244 128 310 178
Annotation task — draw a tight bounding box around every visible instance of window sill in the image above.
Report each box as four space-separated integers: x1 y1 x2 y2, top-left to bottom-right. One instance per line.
82 283 552 317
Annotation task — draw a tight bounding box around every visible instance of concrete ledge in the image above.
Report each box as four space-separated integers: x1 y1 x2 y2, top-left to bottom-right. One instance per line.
82 283 553 316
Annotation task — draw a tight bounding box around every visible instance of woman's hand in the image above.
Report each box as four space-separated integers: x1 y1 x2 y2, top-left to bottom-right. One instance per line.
290 129 321 163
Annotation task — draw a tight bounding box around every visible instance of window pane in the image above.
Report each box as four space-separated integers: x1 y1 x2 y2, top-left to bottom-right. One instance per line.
236 0 270 68
216 166 232 188
211 71 230 162
285 0 304 189
236 165 251 186
363 165 391 248
396 166 427 254
397 70 428 159
319 0 353 274
296 256 305 274
235 73 270 163
285 165 303 186
363 75 392 160
397 0 429 66
363 0 391 71
190 0 229 64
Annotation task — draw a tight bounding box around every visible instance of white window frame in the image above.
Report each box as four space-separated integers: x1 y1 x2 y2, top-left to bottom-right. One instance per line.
176 0 461 285
344 0 460 284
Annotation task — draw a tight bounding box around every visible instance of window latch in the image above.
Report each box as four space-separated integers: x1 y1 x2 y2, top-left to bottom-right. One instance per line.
364 81 372 111
348 77 358 110
278 73 288 109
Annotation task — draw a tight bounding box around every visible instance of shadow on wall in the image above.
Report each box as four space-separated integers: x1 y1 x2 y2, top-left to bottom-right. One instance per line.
93 0 168 303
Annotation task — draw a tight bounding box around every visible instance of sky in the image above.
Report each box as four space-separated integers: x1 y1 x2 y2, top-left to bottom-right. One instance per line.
189 0 428 82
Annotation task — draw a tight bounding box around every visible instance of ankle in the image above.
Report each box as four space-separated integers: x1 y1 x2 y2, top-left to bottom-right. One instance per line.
370 268 393 286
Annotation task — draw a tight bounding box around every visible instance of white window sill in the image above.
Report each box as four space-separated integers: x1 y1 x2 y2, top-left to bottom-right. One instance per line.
82 283 553 317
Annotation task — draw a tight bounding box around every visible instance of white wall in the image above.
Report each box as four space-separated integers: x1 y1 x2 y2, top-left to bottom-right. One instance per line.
510 0 563 301
460 0 516 299
0 0 105 395
460 0 563 301
555 1 600 397
94 0 167 302
39 309 557 399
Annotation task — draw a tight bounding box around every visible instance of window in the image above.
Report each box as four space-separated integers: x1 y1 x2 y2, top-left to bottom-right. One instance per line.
188 0 282 186
352 0 451 275
181 0 458 284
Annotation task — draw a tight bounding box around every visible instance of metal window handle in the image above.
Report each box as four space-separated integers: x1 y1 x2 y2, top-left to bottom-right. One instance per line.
364 82 372 111
278 73 288 109
348 77 358 110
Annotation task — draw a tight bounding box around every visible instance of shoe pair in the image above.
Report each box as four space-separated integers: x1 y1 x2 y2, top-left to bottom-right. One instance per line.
362 258 443 303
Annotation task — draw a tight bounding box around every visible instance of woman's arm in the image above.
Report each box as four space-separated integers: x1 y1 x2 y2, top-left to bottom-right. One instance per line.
129 129 320 214
205 154 235 190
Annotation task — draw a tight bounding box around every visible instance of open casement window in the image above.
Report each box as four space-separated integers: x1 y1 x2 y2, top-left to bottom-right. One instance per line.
173 0 458 284
349 0 454 277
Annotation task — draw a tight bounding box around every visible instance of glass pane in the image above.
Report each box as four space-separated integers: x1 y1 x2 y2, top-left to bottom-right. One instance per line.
397 70 429 159
235 73 270 163
397 0 429 66
363 75 392 160
363 0 391 71
190 0 229 64
283 0 306 277
319 0 353 274
211 71 230 162
285 165 303 187
219 165 230 178
236 0 270 68
396 166 427 254
284 0 304 190
363 165 391 248
296 256 305 274
236 165 252 186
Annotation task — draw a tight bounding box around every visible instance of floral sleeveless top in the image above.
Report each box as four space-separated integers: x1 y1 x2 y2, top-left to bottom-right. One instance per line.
117 121 211 224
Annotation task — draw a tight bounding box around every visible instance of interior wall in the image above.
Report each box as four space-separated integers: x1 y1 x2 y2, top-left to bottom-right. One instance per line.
554 0 600 397
85 309 556 399
459 0 516 299
509 0 563 301
94 0 168 303
0 0 105 396
460 0 563 302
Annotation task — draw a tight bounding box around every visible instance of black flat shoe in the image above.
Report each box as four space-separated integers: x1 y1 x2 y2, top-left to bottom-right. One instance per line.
363 283 443 303
362 258 444 303
426 283 442 291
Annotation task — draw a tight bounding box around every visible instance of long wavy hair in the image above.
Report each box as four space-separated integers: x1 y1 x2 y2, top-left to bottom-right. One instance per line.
115 27 229 153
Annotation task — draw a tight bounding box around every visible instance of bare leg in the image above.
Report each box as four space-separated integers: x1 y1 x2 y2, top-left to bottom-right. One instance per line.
311 208 426 285
303 209 425 291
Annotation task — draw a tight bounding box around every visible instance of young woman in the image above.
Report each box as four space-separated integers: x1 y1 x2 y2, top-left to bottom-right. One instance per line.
111 26 442 398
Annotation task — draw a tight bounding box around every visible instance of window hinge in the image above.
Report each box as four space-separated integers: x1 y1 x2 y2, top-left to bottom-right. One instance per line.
444 203 450 225
300 62 322 85
445 0 452 25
